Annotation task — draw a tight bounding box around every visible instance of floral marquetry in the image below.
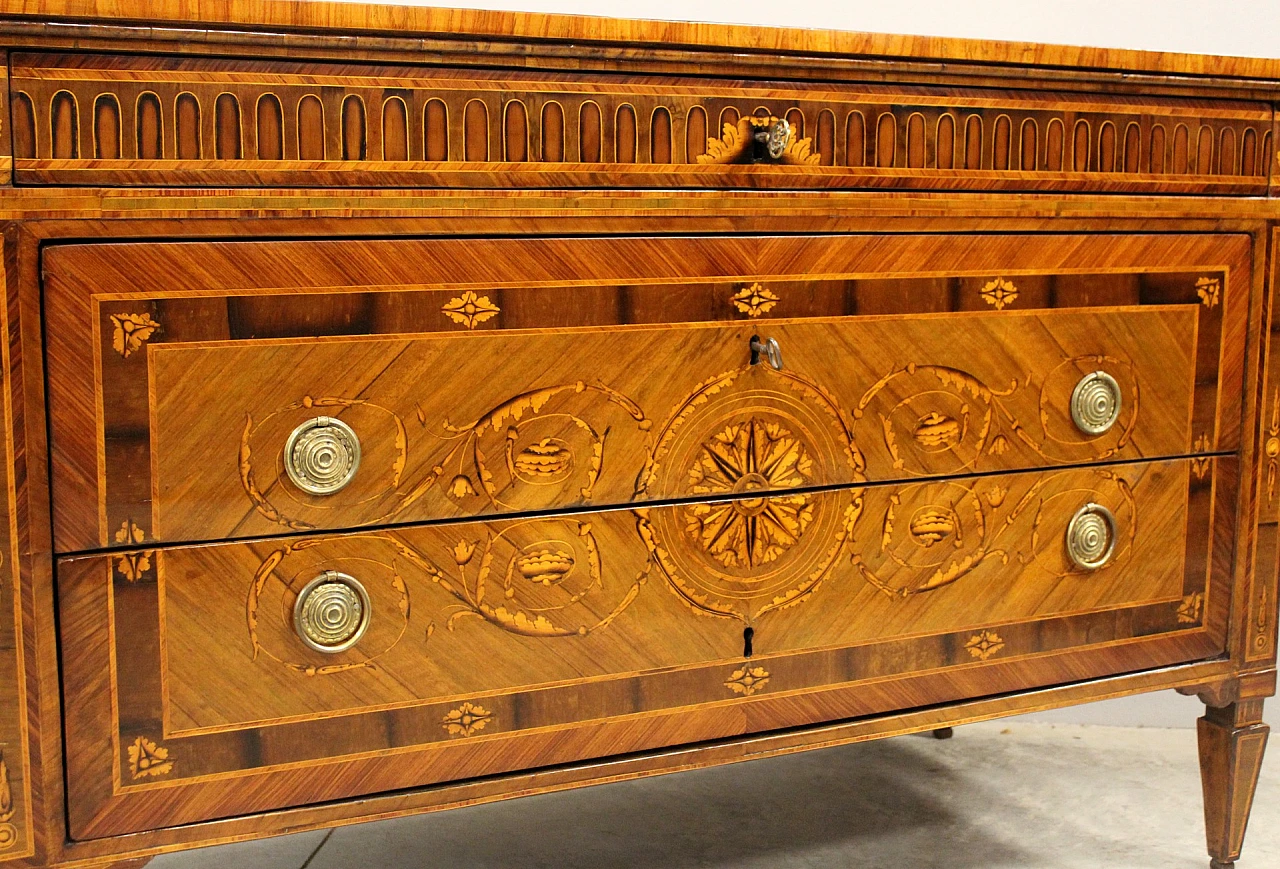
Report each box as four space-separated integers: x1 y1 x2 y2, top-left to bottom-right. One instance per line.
965 630 1005 661
1196 276 1222 308
1178 592 1205 624
442 703 493 738
109 312 161 358
725 666 771 696
441 291 500 329
980 278 1019 310
127 737 174 780
731 283 779 318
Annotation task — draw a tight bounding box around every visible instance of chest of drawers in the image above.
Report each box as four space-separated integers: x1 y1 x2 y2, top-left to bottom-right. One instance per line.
0 3 1276 868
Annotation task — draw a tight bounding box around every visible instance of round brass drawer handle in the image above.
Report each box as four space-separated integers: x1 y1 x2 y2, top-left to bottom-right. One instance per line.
284 416 361 495
1066 503 1117 571
1070 371 1121 435
293 570 371 654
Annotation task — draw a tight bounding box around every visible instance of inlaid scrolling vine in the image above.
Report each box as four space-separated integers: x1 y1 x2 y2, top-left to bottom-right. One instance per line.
242 352 1170 689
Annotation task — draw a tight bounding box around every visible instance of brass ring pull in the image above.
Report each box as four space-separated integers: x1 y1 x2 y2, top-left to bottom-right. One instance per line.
1070 371 1121 435
1065 503 1117 571
284 416 361 495
750 336 784 370
293 570 371 653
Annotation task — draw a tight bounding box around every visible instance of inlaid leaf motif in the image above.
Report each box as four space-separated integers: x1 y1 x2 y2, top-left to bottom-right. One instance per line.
731 283 779 318
725 666 770 696
441 291 500 329
109 312 161 358
1178 592 1204 624
965 630 1005 660
1196 276 1221 309
442 702 492 738
113 519 152 582
980 278 1019 310
127 737 173 779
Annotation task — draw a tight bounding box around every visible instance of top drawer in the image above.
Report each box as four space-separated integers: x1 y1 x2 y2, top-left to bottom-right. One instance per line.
44 232 1248 553
10 52 1271 193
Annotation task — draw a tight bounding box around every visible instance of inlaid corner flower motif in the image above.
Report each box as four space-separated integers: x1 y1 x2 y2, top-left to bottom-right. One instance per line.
685 418 815 568
441 291 500 329
442 702 492 738
725 665 770 696
1196 277 1221 309
109 312 161 358
127 736 173 779
731 283 779 318
980 278 1018 311
1178 592 1205 625
113 519 152 582
965 630 1005 661
1191 434 1212 480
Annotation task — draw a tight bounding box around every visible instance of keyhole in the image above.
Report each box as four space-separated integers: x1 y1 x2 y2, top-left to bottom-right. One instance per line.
743 626 755 658
749 334 763 366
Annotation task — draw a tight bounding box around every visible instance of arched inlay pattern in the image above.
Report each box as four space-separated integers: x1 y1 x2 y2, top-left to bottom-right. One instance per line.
686 106 707 162
503 101 528 162
1019 118 1038 170
964 115 982 169
1241 128 1258 176
463 99 488 162
785 108 804 139
816 110 835 166
136 92 162 159
13 92 36 159
175 92 200 159
1150 124 1167 174
342 95 366 160
256 94 284 160
1196 125 1215 175
423 99 447 161
214 93 240 160
579 102 601 162
935 114 955 169
993 115 1012 170
1219 127 1236 175
1072 120 1090 171
905 113 926 168
1173 124 1190 173
1123 122 1140 173
720 106 740 133
51 90 79 159
297 95 324 160
1097 122 1116 172
541 102 565 162
1044 118 1064 171
615 104 637 164
845 111 865 167
875 112 896 168
650 107 672 163
382 97 408 161
93 93 120 159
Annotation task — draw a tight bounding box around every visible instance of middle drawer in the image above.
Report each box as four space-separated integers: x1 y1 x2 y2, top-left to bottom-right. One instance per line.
137 309 1187 545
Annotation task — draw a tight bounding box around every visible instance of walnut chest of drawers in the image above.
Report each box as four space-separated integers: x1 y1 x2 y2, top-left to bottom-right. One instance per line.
0 3 1276 868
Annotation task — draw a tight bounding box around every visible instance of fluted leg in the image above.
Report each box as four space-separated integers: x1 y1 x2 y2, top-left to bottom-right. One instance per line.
1198 699 1269 869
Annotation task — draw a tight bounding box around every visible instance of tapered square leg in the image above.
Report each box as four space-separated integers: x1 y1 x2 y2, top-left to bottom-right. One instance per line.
1198 699 1269 869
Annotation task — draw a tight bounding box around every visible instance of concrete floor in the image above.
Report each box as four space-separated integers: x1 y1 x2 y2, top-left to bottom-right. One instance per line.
151 719 1279 869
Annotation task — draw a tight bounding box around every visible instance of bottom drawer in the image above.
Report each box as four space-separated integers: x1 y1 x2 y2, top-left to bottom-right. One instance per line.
58 457 1233 837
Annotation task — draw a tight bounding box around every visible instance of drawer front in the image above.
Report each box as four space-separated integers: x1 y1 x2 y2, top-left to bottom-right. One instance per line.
10 53 1271 193
44 233 1248 553
58 457 1233 836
